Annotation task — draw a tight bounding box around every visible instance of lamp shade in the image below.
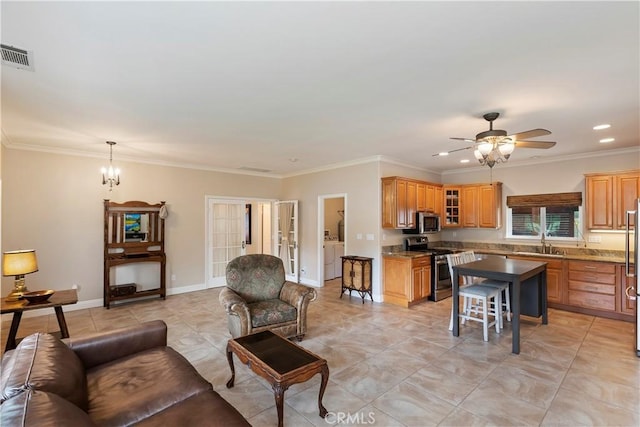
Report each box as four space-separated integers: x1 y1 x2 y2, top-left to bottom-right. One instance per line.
2 250 38 276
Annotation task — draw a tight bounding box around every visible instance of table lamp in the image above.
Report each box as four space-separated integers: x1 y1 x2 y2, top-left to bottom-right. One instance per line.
3 250 38 301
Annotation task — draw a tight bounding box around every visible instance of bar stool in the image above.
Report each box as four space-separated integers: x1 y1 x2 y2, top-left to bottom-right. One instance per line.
461 251 512 328
447 252 502 341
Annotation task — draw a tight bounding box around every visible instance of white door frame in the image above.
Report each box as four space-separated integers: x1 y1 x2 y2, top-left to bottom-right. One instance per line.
205 195 276 288
318 193 347 285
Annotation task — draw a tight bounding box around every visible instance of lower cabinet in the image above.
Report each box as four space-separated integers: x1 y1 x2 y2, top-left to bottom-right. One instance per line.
567 261 617 312
507 255 564 304
382 255 431 307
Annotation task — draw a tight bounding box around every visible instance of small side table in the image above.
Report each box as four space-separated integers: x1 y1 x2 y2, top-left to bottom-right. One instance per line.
1 289 78 352
340 256 373 303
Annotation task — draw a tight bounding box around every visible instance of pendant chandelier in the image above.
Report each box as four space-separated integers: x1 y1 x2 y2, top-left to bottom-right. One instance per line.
101 141 120 191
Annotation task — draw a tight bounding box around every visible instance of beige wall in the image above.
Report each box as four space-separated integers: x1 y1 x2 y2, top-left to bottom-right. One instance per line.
1 148 280 301
281 161 382 297
440 149 640 250
2 146 637 307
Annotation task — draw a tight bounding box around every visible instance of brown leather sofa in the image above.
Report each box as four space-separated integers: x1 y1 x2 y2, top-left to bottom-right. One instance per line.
0 320 249 426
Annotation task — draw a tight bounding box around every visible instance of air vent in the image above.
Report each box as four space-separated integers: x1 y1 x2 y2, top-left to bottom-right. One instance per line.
1 44 34 71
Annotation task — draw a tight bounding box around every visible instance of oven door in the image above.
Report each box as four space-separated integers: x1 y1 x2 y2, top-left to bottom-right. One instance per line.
435 258 451 288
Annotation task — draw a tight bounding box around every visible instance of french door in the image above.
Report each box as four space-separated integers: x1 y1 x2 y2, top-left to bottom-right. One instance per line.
206 199 246 287
274 200 299 282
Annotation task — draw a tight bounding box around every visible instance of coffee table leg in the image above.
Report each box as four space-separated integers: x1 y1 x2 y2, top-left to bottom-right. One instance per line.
5 312 22 352
272 384 287 427
318 364 329 418
225 343 236 388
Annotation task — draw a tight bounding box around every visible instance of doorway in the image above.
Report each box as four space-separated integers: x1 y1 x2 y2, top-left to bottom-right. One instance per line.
205 197 275 288
318 194 346 284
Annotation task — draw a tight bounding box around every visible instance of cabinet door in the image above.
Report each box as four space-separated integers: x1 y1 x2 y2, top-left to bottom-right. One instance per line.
406 180 417 228
434 186 443 218
615 173 640 229
425 185 436 212
397 179 409 228
586 175 613 229
478 184 501 228
461 186 478 227
444 187 461 227
381 178 397 228
546 267 563 304
421 266 431 299
417 182 427 212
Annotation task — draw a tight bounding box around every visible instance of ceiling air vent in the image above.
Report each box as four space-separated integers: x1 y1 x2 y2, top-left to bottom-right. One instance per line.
1 44 34 71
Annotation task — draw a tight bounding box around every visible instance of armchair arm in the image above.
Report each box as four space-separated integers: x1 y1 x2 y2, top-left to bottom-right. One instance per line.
64 320 167 369
280 281 317 309
219 288 251 338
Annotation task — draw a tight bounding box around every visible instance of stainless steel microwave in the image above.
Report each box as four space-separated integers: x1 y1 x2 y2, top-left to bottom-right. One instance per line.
403 212 441 234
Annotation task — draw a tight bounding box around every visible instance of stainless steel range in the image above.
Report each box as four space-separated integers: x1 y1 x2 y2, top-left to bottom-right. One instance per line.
404 236 454 301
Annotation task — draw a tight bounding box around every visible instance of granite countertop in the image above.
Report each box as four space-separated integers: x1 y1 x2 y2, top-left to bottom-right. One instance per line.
382 247 625 263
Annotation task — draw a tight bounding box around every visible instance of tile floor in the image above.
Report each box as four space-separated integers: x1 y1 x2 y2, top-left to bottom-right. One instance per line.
2 279 639 426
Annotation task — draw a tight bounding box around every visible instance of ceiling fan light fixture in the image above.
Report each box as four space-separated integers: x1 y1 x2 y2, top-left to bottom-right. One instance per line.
478 142 493 156
498 141 515 157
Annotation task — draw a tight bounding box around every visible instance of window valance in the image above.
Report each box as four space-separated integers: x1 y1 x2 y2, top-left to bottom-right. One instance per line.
506 192 582 208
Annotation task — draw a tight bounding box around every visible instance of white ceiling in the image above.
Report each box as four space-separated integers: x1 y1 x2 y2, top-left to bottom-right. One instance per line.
1 1 638 177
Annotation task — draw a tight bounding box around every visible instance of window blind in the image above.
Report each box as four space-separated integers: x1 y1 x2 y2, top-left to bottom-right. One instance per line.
506 192 582 208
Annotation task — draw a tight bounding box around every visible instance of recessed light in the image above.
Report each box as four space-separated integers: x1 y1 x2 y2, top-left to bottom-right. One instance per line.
438 152 449 156
593 124 611 130
599 138 615 143
460 159 470 163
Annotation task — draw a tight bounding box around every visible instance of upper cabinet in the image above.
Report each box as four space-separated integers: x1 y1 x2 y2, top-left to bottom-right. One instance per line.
586 170 639 230
443 182 502 229
381 177 442 229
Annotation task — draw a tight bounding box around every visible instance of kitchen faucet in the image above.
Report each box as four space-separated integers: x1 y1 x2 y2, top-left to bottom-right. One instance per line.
541 233 552 254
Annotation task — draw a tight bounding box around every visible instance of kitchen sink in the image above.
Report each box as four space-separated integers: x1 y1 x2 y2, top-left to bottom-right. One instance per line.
512 251 565 258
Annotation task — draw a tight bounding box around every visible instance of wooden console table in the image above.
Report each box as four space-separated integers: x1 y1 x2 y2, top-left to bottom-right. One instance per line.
1 289 78 352
340 256 373 303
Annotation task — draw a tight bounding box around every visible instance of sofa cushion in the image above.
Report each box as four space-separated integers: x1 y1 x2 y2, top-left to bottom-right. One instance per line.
249 299 297 327
0 389 96 426
134 389 251 427
0 333 88 410
86 346 212 426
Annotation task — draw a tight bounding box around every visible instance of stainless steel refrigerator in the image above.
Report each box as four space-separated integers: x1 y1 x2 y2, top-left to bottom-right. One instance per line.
625 199 639 357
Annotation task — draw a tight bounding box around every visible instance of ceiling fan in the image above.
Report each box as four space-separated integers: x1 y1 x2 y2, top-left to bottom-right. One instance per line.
435 112 556 168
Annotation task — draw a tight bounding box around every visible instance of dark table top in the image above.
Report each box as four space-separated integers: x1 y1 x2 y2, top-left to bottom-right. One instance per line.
454 257 547 281
1 289 78 314
231 330 322 375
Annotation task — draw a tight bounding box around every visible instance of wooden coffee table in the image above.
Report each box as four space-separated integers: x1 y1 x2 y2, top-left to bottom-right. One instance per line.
1 289 78 352
226 330 329 427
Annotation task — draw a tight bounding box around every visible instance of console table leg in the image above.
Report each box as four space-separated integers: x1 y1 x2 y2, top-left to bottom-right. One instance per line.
318 364 329 418
5 312 22 352
54 306 70 339
225 344 236 388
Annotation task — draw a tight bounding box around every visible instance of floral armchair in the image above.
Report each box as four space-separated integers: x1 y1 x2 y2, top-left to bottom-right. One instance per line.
219 254 317 341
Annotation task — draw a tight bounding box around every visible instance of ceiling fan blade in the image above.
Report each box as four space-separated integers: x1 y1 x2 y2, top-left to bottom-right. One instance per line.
514 140 556 149
432 146 473 156
509 128 551 140
450 137 476 143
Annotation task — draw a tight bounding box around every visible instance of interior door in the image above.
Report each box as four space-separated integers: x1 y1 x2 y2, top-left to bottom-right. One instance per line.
274 200 299 282
206 199 246 287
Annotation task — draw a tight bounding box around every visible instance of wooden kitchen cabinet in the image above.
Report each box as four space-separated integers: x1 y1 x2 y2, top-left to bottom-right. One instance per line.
508 255 564 304
568 261 617 312
382 255 431 307
443 187 461 227
444 182 502 229
586 170 639 230
433 186 443 218
461 185 478 227
381 177 442 229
